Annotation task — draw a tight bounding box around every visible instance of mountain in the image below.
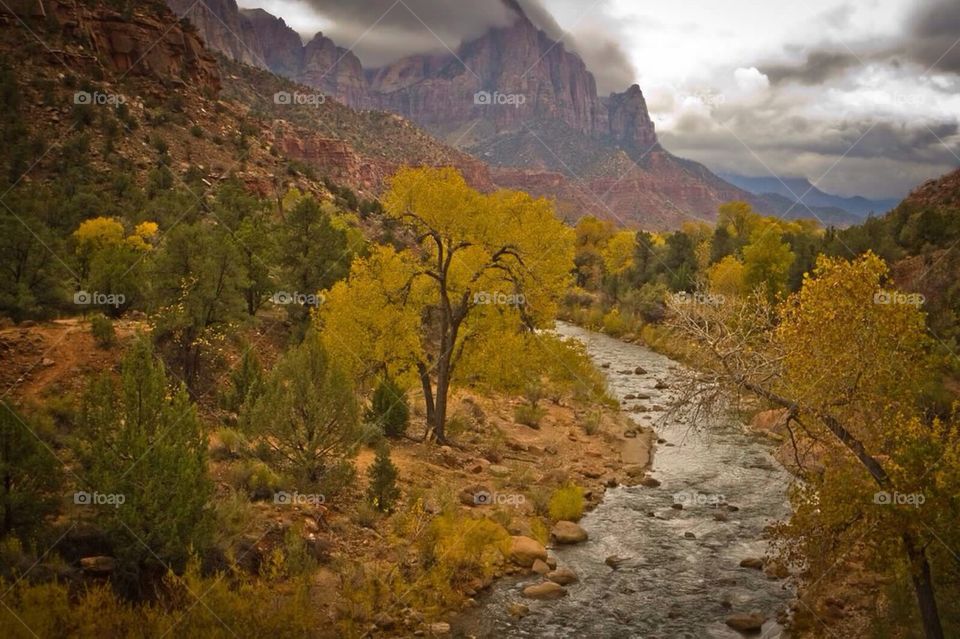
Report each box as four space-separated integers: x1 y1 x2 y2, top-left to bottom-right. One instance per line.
721 173 900 219
165 0 769 229
166 0 267 69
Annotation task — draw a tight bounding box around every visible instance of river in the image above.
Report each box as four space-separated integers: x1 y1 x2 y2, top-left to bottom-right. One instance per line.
453 323 795 638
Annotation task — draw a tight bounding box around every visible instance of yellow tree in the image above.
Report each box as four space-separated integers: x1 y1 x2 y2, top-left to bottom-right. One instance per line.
318 168 574 443
668 253 958 638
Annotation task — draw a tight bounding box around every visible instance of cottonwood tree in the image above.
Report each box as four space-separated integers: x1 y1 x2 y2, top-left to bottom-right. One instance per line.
667 253 959 638
318 167 573 443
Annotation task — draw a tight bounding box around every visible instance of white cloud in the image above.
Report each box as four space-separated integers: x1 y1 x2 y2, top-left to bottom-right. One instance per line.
734 67 770 93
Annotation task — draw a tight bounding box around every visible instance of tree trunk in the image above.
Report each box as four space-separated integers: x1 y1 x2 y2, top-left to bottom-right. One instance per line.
903 532 944 639
417 362 435 429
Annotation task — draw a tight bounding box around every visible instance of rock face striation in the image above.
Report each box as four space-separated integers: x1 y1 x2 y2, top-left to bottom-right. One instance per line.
163 0 765 228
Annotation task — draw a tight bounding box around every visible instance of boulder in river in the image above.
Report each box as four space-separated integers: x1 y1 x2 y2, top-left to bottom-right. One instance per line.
739 557 764 570
532 559 550 574
639 476 661 487
634 366 647 375
546 567 579 585
508 536 548 567
725 612 766 632
522 581 568 600
551 521 588 544
507 602 530 618
605 555 629 569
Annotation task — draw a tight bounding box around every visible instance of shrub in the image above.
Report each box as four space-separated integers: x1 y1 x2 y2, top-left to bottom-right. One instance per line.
222 349 263 415
529 517 550 546
351 501 380 529
514 404 546 429
366 444 400 513
583 410 602 436
242 335 359 489
548 484 585 521
210 428 247 461
365 376 409 438
90 314 116 348
227 460 281 500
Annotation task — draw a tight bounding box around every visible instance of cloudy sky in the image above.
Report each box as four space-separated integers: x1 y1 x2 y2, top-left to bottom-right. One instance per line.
239 0 960 199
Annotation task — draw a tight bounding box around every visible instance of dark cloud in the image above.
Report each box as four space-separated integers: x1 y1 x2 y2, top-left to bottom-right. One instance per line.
300 0 517 65
906 0 960 74
298 0 635 92
764 50 861 85
763 0 960 86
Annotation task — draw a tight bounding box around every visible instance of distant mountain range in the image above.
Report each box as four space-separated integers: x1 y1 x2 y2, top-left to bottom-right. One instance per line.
721 174 900 223
164 0 773 229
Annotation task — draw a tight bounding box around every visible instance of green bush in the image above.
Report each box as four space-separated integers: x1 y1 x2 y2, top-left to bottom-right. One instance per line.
548 484 585 521
90 314 116 348
514 404 546 429
365 376 409 438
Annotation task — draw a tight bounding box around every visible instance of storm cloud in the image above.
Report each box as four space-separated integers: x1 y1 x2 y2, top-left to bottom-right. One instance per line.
293 0 635 92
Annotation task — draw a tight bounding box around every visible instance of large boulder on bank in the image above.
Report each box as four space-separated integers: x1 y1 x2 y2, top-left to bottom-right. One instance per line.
551 521 588 544
508 536 547 567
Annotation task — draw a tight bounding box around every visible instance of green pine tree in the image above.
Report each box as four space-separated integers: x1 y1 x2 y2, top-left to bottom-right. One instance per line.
366 376 409 438
79 336 212 594
366 444 400 513
0 401 61 540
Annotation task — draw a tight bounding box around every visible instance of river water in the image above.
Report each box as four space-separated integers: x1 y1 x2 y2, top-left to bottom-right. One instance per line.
453 323 794 638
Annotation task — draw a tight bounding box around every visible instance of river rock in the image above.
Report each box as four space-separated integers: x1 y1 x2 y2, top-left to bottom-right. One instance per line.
634 366 647 375
551 521 588 544
624 393 637 400
739 557 764 570
532 559 550 575
546 567 578 585
684 532 696 539
546 555 558 569
605 555 628 569
507 602 530 618
725 612 765 632
639 476 661 487
522 581 568 600
508 536 548 567
428 621 451 635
